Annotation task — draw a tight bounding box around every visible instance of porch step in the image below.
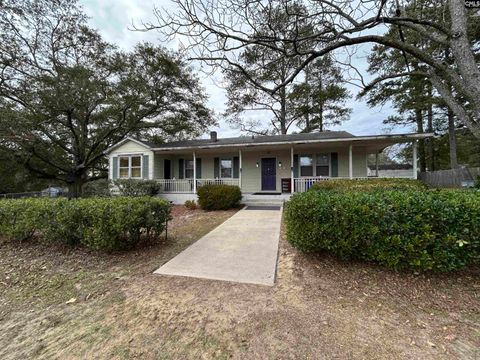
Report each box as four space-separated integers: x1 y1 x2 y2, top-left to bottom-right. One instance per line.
244 202 285 207
241 194 290 207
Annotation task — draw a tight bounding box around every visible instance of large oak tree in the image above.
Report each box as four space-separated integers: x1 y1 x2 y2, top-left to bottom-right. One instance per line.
0 0 214 196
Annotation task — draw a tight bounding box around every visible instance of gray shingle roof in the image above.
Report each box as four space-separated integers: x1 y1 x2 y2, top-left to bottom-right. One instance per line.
149 131 355 149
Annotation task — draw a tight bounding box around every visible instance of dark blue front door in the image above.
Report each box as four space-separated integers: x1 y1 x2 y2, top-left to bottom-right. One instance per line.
261 158 276 191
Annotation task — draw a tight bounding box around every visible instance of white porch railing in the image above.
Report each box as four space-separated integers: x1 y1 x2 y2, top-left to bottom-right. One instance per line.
157 179 194 193
157 178 240 193
294 177 330 193
196 178 240 187
293 176 394 192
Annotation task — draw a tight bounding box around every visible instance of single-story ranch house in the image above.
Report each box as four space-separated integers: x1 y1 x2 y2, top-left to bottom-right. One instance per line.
105 131 434 204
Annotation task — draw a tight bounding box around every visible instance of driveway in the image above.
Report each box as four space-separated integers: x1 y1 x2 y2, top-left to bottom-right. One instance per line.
154 206 282 285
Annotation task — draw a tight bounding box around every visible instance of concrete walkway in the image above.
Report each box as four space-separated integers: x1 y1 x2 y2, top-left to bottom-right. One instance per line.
154 207 282 286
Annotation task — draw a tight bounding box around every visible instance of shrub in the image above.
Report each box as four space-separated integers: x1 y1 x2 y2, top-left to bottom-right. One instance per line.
197 184 242 210
0 198 50 241
0 197 171 250
285 189 480 271
82 179 111 197
308 178 426 192
475 176 480 189
184 200 197 210
79 197 171 250
113 179 161 196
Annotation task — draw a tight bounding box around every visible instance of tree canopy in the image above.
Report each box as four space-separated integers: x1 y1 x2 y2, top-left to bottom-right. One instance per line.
0 0 214 196
222 4 350 134
148 0 480 139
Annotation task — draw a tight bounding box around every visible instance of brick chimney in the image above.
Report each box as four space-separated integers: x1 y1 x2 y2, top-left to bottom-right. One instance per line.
210 131 217 142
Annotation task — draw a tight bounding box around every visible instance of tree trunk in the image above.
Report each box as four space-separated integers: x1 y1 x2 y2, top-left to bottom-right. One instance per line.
430 74 480 139
304 65 310 132
447 109 459 169
279 85 287 134
415 109 427 172
427 100 435 171
67 170 87 198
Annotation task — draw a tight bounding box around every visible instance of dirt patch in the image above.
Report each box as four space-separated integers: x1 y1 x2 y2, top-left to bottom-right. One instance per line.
0 206 479 359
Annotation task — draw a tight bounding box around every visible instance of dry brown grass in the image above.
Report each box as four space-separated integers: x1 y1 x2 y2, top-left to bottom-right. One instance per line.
0 206 479 359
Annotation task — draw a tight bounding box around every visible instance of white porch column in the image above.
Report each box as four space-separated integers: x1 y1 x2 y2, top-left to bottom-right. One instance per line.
193 151 197 193
291 146 295 193
348 144 353 179
375 152 379 177
412 140 418 179
239 149 242 189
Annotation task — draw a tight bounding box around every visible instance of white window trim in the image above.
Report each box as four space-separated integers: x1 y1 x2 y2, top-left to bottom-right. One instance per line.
118 154 143 179
220 157 233 179
184 159 194 179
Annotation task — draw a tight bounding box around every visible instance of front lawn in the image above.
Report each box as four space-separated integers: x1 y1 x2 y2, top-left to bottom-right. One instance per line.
0 206 479 359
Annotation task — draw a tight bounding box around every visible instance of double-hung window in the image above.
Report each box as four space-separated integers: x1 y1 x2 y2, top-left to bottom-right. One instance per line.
316 154 330 176
118 155 142 179
184 160 194 179
220 158 233 178
299 155 313 177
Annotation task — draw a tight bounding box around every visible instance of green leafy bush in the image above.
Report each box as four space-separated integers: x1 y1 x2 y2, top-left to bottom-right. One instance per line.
0 198 50 241
184 200 197 210
475 176 480 189
285 189 480 271
82 179 111 197
0 197 171 250
197 184 242 210
309 178 426 192
113 179 161 196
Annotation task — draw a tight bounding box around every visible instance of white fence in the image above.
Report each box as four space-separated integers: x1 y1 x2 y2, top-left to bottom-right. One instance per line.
157 178 240 193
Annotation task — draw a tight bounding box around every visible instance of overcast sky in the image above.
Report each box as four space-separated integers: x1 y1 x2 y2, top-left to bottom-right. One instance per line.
80 0 413 138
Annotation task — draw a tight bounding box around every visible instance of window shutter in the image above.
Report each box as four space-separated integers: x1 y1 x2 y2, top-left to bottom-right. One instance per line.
112 157 118 180
178 159 184 179
196 158 202 179
293 155 299 178
233 156 239 178
331 152 338 177
214 157 219 178
142 155 149 179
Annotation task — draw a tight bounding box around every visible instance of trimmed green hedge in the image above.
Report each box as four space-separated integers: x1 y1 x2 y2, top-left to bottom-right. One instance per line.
0 197 171 250
285 189 480 271
309 178 427 192
197 184 242 210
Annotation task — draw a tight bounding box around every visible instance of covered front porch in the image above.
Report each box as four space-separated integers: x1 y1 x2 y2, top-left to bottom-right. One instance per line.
150 140 420 195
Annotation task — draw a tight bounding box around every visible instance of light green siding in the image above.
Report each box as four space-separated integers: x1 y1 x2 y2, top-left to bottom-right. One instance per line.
336 146 367 177
109 140 368 190
108 141 154 180
241 149 291 192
